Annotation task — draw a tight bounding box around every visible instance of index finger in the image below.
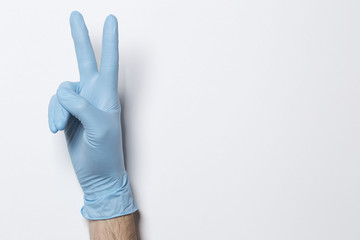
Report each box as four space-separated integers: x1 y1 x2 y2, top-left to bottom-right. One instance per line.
70 11 98 81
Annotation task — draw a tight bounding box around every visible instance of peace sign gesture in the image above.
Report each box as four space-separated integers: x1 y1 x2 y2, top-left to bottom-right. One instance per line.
48 11 137 220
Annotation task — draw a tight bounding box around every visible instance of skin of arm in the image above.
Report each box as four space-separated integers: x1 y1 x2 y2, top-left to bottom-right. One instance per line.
89 214 137 240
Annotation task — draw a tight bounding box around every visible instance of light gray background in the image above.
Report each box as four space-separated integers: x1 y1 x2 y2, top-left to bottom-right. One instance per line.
0 0 359 239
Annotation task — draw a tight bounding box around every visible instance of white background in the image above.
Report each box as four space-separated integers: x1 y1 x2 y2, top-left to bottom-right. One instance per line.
0 0 359 239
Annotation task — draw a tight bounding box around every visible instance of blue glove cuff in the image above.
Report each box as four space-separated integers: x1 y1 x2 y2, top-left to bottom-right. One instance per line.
81 172 138 220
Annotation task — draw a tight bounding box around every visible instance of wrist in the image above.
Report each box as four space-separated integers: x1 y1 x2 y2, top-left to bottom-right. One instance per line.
81 172 138 220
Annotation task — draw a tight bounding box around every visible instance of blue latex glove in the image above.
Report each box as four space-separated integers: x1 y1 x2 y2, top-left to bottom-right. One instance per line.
48 11 137 220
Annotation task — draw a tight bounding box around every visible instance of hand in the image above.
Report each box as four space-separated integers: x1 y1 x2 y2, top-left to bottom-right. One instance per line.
48 11 137 220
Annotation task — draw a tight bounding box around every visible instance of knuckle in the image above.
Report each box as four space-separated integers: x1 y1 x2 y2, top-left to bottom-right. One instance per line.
58 81 72 90
76 98 89 110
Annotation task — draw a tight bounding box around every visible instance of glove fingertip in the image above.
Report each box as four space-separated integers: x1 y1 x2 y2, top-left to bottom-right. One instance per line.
55 120 66 131
49 120 58 133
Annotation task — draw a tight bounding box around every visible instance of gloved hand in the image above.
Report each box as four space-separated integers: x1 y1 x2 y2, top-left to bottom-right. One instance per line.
48 11 137 220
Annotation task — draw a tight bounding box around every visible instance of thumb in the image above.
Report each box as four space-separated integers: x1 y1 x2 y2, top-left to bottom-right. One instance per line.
56 82 100 130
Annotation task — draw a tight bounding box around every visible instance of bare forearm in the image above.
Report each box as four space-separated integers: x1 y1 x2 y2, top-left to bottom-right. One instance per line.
89 213 137 240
